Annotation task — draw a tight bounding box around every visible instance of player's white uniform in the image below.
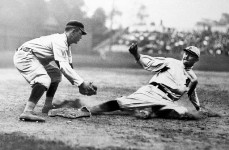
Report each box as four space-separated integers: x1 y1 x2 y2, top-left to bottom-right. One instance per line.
13 33 84 89
117 54 200 115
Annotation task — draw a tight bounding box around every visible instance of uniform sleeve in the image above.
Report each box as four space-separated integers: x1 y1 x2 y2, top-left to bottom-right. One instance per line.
52 36 69 62
138 54 168 72
188 89 200 110
185 69 200 110
59 61 84 86
68 47 73 64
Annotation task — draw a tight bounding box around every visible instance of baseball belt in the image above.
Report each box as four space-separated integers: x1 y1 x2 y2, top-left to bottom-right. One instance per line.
150 82 174 100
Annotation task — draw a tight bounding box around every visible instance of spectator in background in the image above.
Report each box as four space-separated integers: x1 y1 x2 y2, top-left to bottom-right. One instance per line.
118 28 229 56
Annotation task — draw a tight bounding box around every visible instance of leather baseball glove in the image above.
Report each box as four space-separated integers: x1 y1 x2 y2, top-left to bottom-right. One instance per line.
79 81 97 96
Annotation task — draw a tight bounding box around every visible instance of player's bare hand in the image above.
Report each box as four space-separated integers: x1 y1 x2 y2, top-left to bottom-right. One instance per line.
129 43 140 61
129 43 138 55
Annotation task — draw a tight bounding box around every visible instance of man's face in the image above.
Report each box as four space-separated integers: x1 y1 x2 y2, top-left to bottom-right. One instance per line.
182 51 199 67
70 29 83 44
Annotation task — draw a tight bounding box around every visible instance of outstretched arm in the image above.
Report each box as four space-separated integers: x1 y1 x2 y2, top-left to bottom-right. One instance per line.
188 89 200 111
55 61 97 96
185 70 200 111
129 43 168 72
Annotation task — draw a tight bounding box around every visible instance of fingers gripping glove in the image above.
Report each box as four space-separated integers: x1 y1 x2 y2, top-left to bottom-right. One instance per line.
48 106 91 119
79 82 97 96
79 87 87 95
88 82 97 95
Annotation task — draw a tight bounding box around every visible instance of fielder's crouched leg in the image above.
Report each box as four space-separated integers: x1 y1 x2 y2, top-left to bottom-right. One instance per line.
42 104 55 114
42 66 62 114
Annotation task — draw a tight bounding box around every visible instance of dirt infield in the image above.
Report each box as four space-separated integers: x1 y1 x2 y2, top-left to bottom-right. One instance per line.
0 68 229 150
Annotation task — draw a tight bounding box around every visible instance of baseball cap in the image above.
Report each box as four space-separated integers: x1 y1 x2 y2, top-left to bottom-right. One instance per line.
66 20 87 35
183 46 200 58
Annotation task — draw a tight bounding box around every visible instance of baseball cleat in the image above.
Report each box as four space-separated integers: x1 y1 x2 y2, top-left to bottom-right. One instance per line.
42 105 55 114
180 112 201 120
19 111 45 122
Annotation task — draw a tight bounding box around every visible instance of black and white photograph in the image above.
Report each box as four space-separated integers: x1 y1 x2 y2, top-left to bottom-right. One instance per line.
0 0 229 149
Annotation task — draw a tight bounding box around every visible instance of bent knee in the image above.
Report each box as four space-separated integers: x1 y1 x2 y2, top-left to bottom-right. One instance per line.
51 69 62 83
32 75 52 89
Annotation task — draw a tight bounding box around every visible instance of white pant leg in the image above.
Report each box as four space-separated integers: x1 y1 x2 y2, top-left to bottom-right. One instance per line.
45 64 62 83
13 50 51 89
117 85 173 109
116 85 188 115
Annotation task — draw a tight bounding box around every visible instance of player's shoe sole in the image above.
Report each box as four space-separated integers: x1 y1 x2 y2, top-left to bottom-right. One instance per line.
19 111 45 122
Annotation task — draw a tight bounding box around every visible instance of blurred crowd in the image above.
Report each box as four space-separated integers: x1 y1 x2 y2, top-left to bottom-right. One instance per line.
115 28 229 56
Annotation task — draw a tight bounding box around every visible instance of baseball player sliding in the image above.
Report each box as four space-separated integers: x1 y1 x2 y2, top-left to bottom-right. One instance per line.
90 43 202 120
13 20 97 122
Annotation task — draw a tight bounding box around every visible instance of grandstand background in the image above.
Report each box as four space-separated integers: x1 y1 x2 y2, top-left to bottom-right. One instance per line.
0 0 229 71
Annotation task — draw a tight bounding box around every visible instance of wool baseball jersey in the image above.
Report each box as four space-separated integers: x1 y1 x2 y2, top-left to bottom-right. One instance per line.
18 33 84 86
138 54 200 109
